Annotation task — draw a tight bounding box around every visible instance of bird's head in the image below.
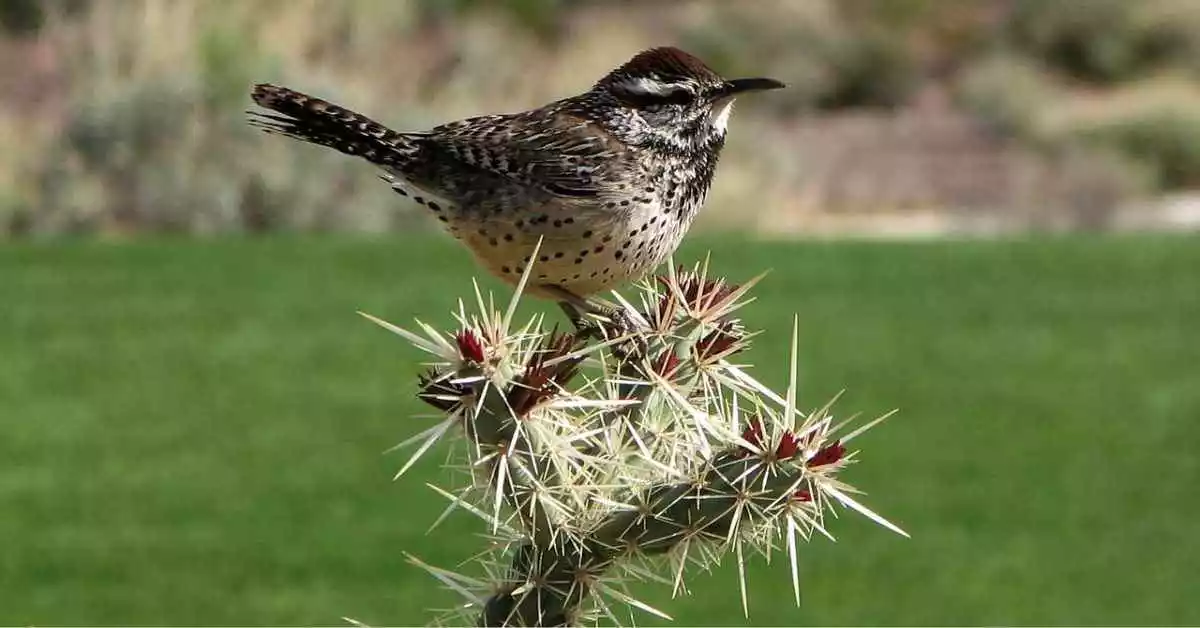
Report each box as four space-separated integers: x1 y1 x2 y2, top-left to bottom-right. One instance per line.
586 47 784 153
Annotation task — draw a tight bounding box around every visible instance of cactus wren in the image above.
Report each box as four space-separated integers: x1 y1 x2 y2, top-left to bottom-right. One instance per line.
248 47 783 321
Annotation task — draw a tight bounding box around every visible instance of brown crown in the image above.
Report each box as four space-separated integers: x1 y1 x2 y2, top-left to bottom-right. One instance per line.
599 47 723 86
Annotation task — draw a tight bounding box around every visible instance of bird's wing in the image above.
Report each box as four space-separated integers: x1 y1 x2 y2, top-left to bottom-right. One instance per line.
419 110 633 201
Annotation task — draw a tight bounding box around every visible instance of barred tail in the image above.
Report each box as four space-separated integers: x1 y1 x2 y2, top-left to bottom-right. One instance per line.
248 83 418 168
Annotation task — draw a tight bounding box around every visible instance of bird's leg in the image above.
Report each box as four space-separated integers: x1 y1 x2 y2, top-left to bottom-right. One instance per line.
548 289 648 365
542 285 634 340
557 300 592 335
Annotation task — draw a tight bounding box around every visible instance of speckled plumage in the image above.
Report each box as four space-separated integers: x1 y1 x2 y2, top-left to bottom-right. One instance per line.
248 47 783 301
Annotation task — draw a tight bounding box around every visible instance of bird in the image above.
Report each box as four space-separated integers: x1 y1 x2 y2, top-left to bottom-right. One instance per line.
247 47 783 328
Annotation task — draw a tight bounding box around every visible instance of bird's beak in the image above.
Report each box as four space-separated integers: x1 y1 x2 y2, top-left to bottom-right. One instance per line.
715 77 786 99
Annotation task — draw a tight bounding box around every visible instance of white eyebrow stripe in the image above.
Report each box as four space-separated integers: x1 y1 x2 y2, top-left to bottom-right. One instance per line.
616 77 678 96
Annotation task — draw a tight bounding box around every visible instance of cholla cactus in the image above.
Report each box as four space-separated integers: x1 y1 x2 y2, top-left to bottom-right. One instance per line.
362 256 905 627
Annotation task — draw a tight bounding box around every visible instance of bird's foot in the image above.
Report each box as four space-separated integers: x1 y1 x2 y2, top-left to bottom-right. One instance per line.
542 285 645 363
558 299 634 340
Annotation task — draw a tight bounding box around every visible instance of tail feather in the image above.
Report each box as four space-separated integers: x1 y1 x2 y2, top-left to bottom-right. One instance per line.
248 84 418 168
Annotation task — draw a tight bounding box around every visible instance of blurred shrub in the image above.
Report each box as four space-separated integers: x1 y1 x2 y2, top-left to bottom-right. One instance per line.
0 0 45 35
25 76 419 235
1065 105 1200 190
17 0 94 35
959 54 1200 194
1006 0 1200 84
415 0 571 40
682 2 838 113
1137 0 1200 76
818 25 921 110
0 0 89 35
8 1 432 237
955 53 1056 139
1023 78 1200 193
684 1 921 112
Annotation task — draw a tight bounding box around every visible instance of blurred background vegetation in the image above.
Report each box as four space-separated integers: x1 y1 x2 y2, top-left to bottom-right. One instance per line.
2 0 1199 238
2 1 1199 626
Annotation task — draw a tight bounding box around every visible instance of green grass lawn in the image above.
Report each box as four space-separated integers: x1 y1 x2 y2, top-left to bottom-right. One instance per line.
2 234 1198 625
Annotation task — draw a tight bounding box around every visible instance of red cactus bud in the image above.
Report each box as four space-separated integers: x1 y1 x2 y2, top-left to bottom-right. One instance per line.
741 418 764 450
775 431 801 459
677 273 703 304
455 329 485 363
542 330 584 389
793 489 813 502
652 350 682 379
807 440 845 467
507 330 582 417
508 368 549 418
695 321 743 362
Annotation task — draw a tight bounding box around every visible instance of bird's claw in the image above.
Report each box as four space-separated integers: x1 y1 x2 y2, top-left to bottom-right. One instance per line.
559 299 639 342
